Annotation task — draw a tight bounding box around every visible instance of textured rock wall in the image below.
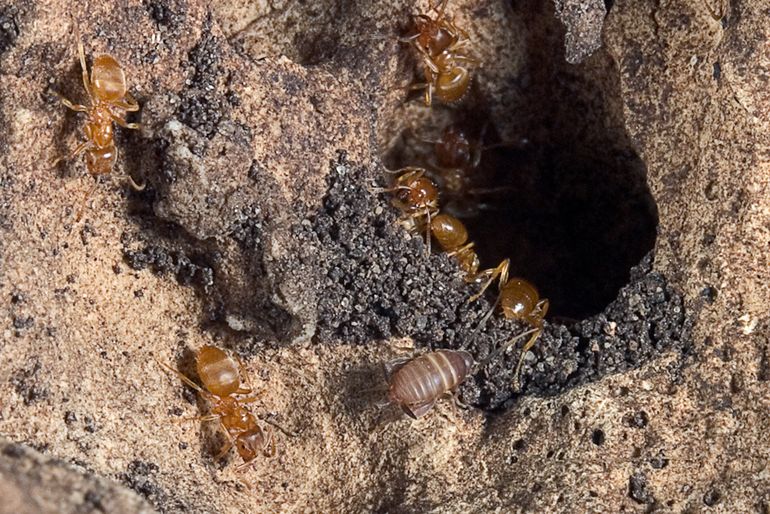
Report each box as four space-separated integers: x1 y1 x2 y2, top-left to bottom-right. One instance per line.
0 0 767 512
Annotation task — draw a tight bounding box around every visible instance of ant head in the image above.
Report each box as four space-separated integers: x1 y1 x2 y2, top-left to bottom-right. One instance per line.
399 176 439 211
235 426 266 462
90 55 128 103
436 125 472 168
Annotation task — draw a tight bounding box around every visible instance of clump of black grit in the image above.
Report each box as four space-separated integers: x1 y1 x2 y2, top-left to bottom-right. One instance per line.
120 460 188 512
177 18 237 139
0 6 20 56
313 158 690 409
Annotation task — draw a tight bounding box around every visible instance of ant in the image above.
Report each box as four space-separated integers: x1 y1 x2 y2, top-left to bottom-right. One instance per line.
401 0 477 105
469 257 549 389
51 30 144 220
430 212 509 298
156 346 278 471
407 123 521 217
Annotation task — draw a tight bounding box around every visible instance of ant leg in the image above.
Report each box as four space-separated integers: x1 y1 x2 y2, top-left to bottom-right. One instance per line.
451 54 479 67
126 174 146 191
705 0 727 20
473 327 540 373
368 167 425 192
111 114 140 130
51 141 89 168
172 414 220 424
53 92 88 113
424 84 433 107
424 207 433 256
446 242 475 258
235 459 258 473
260 416 298 438
75 26 94 104
115 92 140 112
153 356 211 397
108 146 145 191
432 0 450 16
469 293 500 345
262 427 277 458
214 429 236 460
398 32 421 44
232 355 255 395
232 356 268 402
74 179 100 222
532 298 550 324
467 258 510 303
512 328 544 391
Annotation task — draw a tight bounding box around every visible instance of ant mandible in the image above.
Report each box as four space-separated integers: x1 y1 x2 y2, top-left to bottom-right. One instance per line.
51 29 144 219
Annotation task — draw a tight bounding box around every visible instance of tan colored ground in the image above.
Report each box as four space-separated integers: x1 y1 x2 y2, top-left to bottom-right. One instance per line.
0 0 768 513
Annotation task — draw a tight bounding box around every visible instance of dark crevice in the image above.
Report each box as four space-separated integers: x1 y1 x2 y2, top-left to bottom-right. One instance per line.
382 0 657 321
313 161 688 409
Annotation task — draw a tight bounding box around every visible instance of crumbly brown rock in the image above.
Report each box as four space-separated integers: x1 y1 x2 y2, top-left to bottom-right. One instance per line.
0 0 767 512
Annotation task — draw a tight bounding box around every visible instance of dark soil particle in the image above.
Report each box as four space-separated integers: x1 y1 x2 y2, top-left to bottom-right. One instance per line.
10 358 49 405
627 410 650 428
628 471 654 504
703 487 721 506
312 160 690 409
120 460 187 512
123 244 215 294
0 6 20 56
143 0 187 29
177 20 236 139
650 451 669 469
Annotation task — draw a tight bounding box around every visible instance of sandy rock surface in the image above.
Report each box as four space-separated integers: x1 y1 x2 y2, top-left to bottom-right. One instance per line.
0 0 768 512
0 437 154 514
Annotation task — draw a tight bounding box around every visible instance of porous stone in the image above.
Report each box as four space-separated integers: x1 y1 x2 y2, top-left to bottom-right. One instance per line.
0 0 766 512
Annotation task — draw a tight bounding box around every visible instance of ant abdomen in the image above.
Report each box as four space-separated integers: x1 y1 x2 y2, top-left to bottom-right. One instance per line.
196 345 248 397
91 54 130 101
85 146 116 175
500 278 546 326
431 212 468 250
432 60 471 103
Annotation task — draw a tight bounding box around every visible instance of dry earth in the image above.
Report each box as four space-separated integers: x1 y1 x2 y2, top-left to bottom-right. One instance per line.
0 0 768 512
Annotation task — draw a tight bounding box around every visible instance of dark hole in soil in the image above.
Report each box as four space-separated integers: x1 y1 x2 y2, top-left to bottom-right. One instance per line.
381 0 657 321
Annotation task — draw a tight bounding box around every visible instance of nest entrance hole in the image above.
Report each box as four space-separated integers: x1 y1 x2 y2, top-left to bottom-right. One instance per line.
381 1 658 321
